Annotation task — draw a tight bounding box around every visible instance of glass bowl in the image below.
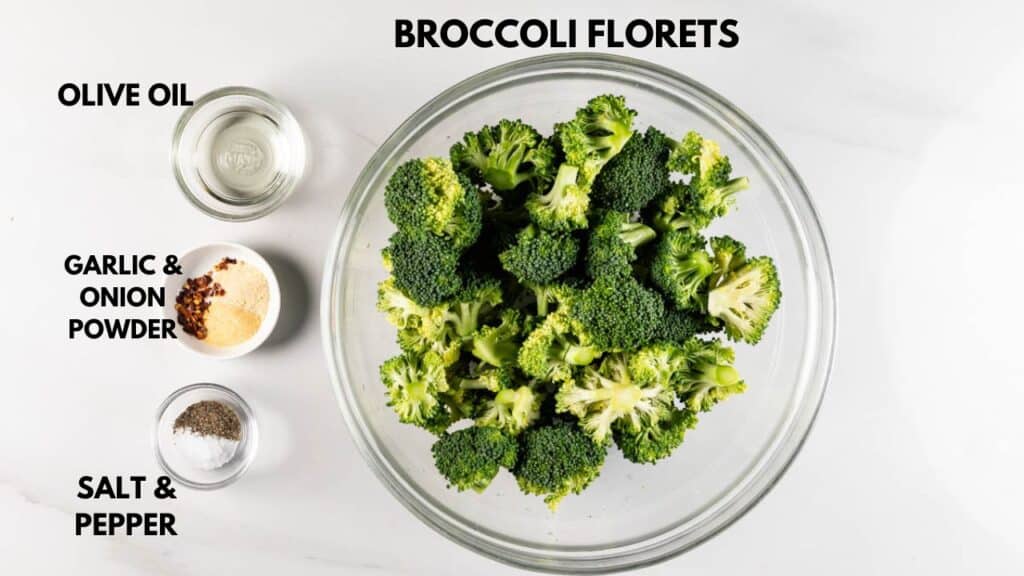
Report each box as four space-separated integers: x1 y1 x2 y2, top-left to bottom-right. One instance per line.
321 53 836 572
171 86 307 221
154 383 259 489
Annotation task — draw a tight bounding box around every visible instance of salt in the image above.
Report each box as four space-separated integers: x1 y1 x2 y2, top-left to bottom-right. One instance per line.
172 428 239 470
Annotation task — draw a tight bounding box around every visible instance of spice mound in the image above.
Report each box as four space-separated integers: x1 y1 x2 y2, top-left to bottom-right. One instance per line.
172 400 241 471
175 257 269 348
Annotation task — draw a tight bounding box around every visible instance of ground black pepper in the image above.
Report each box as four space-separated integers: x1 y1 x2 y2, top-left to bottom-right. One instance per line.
173 400 241 441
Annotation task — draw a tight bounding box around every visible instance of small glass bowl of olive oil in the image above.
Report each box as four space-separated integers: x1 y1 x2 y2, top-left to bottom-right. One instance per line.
172 86 306 221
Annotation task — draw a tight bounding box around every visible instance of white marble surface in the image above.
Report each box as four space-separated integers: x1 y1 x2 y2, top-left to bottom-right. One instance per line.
2 0 1023 573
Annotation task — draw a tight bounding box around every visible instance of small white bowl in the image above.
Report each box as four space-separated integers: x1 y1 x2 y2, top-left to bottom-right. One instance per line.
165 242 280 359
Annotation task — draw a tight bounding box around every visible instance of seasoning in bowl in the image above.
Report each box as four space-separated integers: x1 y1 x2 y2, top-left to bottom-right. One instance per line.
174 257 269 347
172 400 241 471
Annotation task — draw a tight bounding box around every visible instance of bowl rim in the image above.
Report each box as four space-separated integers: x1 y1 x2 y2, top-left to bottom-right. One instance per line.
321 52 837 573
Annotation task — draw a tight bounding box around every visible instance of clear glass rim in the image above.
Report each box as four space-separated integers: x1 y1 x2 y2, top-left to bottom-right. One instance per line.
170 86 305 222
320 53 837 573
152 382 259 490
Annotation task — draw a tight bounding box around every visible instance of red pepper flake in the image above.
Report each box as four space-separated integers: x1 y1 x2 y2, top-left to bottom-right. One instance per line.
175 273 223 339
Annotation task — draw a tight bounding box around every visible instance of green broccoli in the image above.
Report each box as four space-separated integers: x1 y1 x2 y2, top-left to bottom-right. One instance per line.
557 94 636 183
654 305 719 345
388 231 463 307
518 311 601 382
450 119 556 193
707 257 781 345
585 211 657 278
499 224 580 284
522 281 579 318
380 352 452 434
431 426 517 492
427 275 504 342
708 235 747 287
627 341 688 389
477 384 542 436
555 353 675 444
614 408 697 464
444 366 507 421
572 275 665 352
647 183 713 232
650 230 714 310
395 326 463 367
591 126 670 212
524 163 591 231
675 338 746 412
376 276 430 331
513 420 607 510
384 157 483 250
376 95 783 507
652 132 749 231
469 309 521 367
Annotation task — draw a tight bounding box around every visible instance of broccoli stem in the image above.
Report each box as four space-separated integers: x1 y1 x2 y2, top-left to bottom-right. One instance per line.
537 164 579 206
445 302 483 339
703 363 740 387
532 285 552 317
473 338 517 368
710 177 750 203
564 344 601 366
619 222 656 249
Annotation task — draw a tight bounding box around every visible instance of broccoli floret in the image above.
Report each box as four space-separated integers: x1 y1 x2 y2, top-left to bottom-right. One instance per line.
647 183 713 232
499 224 579 284
614 408 697 464
557 94 636 183
450 119 557 193
654 305 719 344
653 132 749 230
427 275 503 342
388 231 463 307
675 339 746 412
431 426 517 492
591 126 670 212
458 366 514 392
513 420 607 510
518 311 601 382
525 163 590 231
708 235 747 287
440 364 493 419
628 341 688 389
651 230 713 310
376 276 429 331
522 281 580 318
396 326 463 367
384 157 483 250
380 352 452 434
478 384 543 436
555 354 675 444
572 275 665 352
470 309 521 367
585 211 657 278
707 257 781 345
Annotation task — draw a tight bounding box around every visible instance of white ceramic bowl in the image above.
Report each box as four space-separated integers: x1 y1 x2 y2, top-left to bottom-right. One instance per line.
165 242 280 359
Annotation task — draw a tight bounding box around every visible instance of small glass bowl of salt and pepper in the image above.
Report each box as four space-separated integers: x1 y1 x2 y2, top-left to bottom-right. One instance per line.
154 383 258 489
171 86 307 221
